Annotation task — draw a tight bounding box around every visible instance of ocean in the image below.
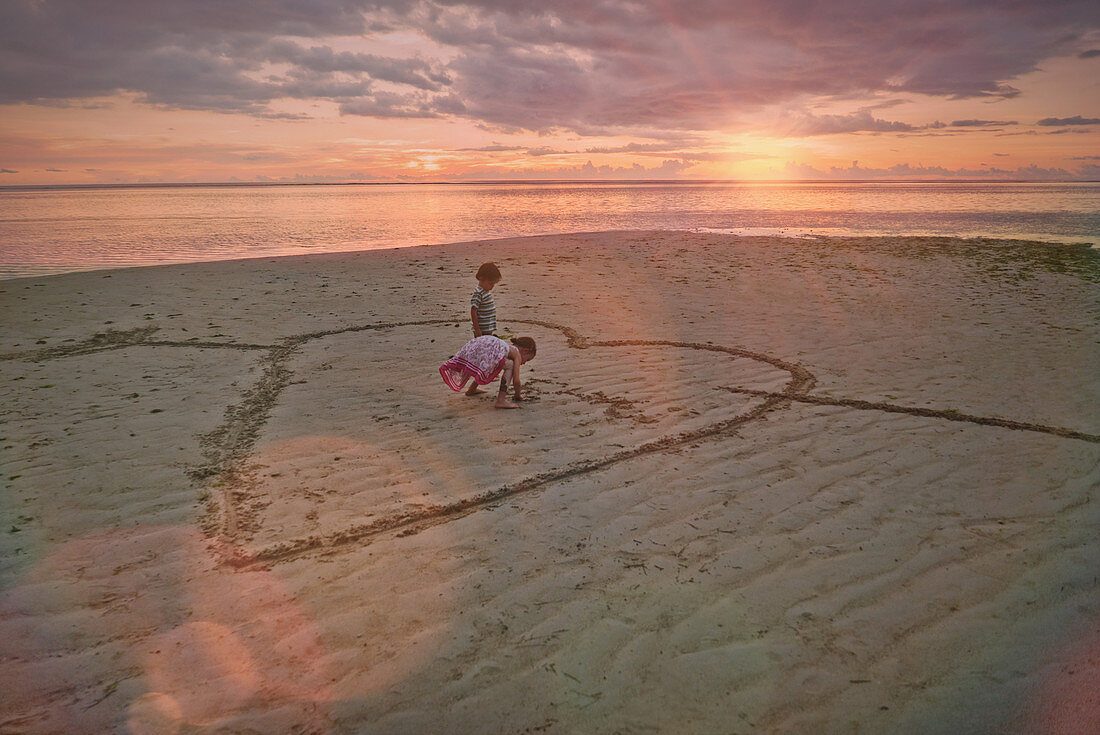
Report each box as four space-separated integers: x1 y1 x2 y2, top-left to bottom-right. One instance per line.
0 181 1097 280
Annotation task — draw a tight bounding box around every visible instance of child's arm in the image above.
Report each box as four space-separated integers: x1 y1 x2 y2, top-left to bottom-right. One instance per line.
509 347 523 400
470 305 482 337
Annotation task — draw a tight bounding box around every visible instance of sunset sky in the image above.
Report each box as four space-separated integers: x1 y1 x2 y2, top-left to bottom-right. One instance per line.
1 0 1098 185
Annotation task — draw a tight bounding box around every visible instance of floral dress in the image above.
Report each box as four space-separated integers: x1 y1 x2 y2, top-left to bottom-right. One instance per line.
439 335 510 391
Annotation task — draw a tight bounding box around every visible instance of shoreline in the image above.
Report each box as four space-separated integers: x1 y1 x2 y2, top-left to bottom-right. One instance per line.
2 229 1097 283
2 231 1097 733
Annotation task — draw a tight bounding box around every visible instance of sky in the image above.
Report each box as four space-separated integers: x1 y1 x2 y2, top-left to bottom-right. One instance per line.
1 0 1098 185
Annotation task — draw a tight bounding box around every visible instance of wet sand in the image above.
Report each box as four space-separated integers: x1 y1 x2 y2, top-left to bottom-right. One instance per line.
1 231 1098 734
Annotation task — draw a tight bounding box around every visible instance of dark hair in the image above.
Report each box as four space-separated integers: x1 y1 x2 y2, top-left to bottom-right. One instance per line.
476 262 502 281
511 336 536 357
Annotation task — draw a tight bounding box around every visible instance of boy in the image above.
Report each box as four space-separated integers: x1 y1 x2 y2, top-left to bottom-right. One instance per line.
470 262 501 338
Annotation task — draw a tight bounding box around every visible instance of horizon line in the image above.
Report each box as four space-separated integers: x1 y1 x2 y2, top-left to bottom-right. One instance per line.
2 178 1098 192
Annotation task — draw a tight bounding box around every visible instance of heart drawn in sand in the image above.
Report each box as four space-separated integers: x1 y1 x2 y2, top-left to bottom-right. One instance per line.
191 319 815 567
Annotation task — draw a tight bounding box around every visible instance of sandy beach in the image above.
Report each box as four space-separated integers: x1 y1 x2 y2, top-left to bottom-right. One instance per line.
1 231 1098 734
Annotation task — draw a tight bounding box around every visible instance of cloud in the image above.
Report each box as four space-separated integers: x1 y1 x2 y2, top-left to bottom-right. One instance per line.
0 168 18 174
783 160 1091 181
526 146 567 156
678 151 773 163
783 111 918 136
340 91 449 119
262 41 450 90
448 158 696 181
1079 49 1100 58
580 141 766 162
0 0 1096 136
419 0 1091 130
585 142 687 154
456 144 526 152
949 119 1019 127
0 3 449 116
1037 115 1100 126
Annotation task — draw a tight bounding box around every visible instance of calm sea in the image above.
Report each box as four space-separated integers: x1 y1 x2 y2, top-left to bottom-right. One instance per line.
0 181 1097 280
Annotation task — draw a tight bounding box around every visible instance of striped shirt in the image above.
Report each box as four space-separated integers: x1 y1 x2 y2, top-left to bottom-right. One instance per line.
471 286 496 335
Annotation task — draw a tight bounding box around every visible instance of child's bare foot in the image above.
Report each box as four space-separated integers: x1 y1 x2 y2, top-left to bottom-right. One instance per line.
465 386 487 395
494 396 520 409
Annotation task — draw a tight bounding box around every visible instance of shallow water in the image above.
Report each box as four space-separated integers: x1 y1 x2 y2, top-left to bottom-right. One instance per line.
1 181 1097 279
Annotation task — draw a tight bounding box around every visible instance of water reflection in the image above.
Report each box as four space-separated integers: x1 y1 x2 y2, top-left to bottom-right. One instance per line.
1 181 1097 279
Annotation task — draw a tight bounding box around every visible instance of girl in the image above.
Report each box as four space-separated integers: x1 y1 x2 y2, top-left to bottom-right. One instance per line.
440 335 536 409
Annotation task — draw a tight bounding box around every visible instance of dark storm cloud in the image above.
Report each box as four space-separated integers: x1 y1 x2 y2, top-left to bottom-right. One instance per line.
1 0 1097 132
